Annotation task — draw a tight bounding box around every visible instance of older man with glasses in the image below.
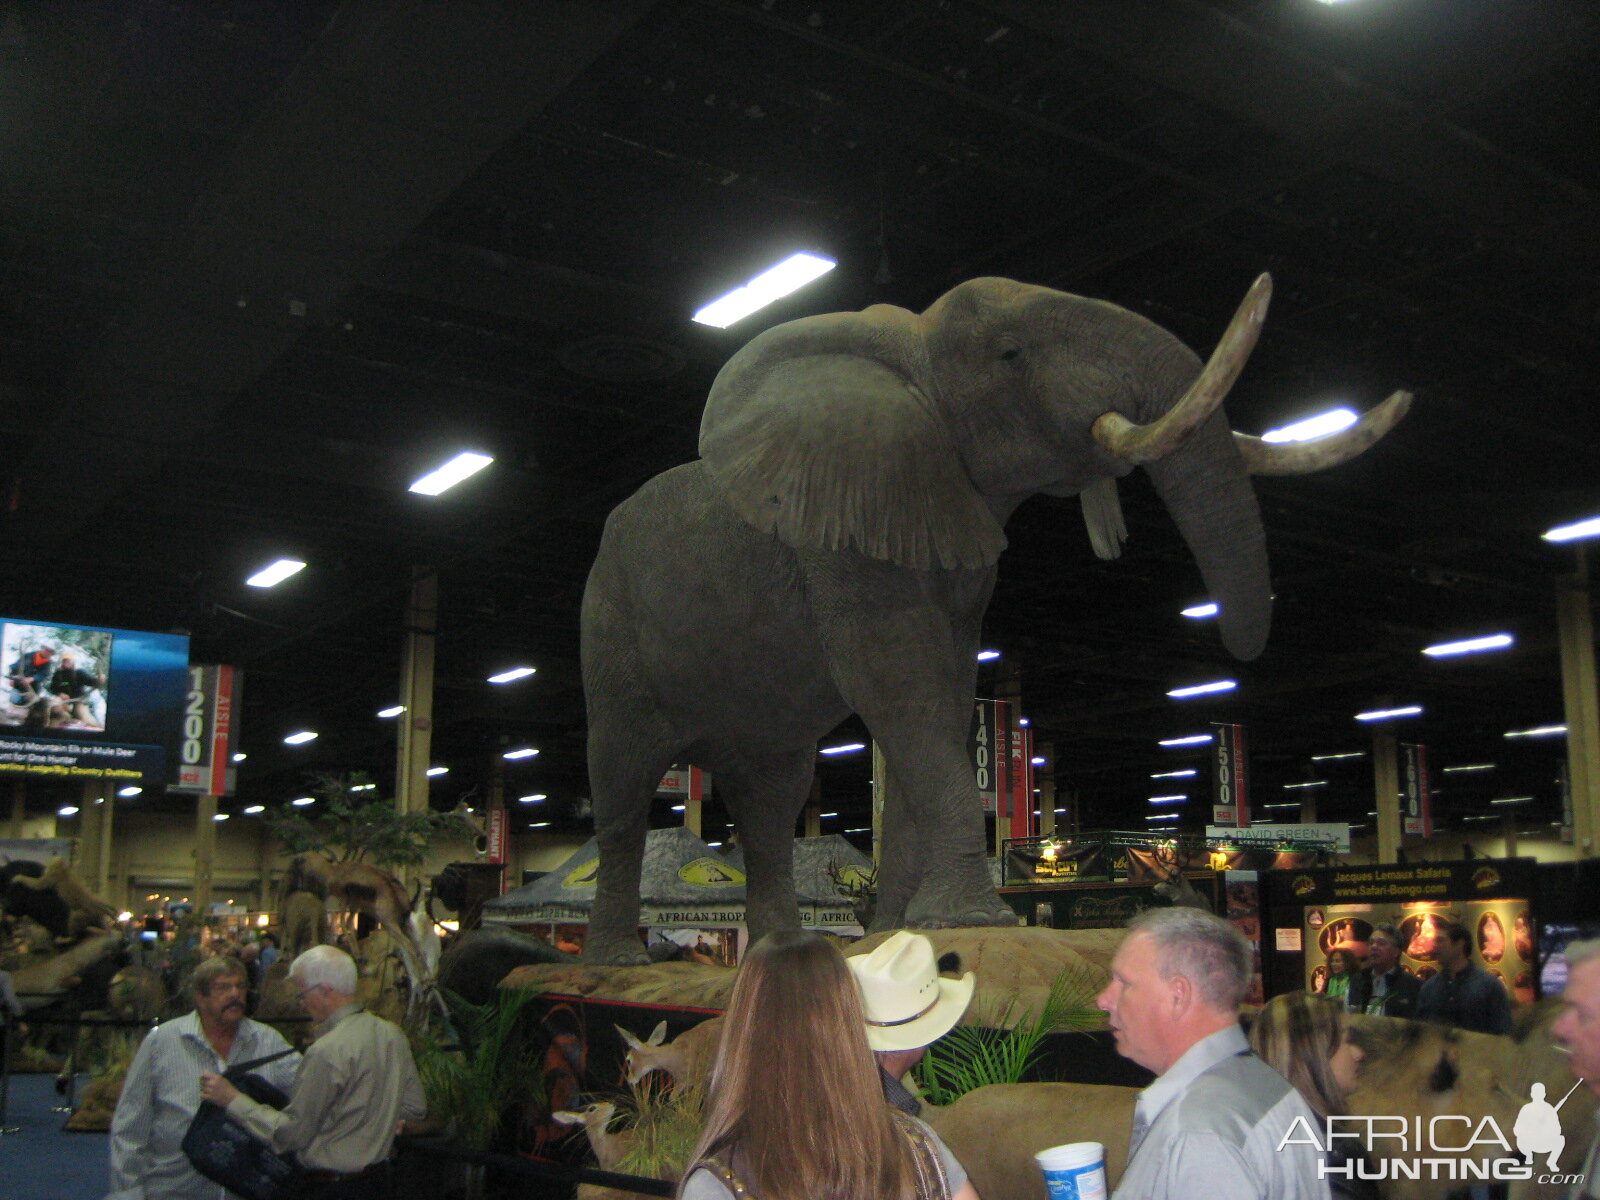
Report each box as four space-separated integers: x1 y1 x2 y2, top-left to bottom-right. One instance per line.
201 945 425 1200
1346 923 1422 1018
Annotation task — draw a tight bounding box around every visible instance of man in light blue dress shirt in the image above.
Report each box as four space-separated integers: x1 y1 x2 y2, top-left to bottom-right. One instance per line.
1098 907 1329 1200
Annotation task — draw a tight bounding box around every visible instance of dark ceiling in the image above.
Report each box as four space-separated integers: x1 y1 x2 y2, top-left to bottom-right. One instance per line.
2 0 1597 847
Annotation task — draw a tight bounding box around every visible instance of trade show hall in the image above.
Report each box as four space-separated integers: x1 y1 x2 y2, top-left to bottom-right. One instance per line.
4 3 1600 1199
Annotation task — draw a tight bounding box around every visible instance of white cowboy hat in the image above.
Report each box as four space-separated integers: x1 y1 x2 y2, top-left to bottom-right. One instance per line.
848 931 975 1053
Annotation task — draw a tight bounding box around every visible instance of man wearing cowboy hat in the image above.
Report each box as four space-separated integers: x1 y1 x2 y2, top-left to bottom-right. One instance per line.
849 930 975 1115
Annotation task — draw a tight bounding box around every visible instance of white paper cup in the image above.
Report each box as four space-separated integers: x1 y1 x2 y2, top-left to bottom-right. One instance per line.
1034 1141 1108 1200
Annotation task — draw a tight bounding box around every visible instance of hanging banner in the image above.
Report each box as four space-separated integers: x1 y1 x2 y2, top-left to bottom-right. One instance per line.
657 765 710 801
969 700 999 813
1559 762 1574 845
1211 723 1249 827
172 664 240 795
486 806 508 864
1007 717 1036 841
1401 742 1432 838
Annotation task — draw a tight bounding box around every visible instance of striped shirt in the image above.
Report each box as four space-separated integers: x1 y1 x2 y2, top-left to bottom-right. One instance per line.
107 1012 300 1200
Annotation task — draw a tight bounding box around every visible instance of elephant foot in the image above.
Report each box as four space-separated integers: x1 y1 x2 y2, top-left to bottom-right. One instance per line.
903 892 1018 931
581 934 652 967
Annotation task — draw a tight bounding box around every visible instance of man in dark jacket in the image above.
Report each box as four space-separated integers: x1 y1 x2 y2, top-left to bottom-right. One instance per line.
1346 922 1422 1018
1416 921 1513 1034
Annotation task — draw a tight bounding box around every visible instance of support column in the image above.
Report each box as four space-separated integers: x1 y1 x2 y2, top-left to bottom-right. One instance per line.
194 793 218 917
871 743 888 867
8 778 25 837
1036 741 1056 839
1299 790 1319 824
683 797 702 837
1374 734 1401 864
96 782 115 904
77 779 103 878
802 778 821 839
1556 572 1600 856
395 568 439 826
1503 810 1519 858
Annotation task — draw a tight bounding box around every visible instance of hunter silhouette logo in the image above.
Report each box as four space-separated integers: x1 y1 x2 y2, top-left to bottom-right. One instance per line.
1281 1080 1588 1187
677 858 745 887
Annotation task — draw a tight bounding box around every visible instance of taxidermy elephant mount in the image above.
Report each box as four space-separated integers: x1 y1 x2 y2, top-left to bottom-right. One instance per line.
580 273 1409 964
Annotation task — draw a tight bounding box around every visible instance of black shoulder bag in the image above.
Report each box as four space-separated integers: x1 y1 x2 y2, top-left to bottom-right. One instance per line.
181 1047 300 1200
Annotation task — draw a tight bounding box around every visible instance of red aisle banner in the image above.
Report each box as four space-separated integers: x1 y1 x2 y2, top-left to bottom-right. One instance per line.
486 806 508 864
657 764 710 801
1401 742 1432 838
1211 723 1249 827
1008 718 1036 841
970 699 1036 836
970 700 999 813
174 664 240 796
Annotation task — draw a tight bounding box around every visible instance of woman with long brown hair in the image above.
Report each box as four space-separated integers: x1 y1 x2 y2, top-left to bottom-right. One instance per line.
1250 991 1374 1200
678 930 977 1200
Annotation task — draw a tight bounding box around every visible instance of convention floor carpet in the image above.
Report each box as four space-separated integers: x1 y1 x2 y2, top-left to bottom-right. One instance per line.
1 1073 109 1200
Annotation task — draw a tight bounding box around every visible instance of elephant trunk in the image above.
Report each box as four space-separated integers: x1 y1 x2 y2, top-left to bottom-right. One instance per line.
1145 407 1272 660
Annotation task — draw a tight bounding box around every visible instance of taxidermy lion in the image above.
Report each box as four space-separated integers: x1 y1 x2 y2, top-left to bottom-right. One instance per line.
13 858 118 943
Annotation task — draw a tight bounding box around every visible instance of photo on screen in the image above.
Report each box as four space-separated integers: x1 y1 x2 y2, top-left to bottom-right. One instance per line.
2 621 115 733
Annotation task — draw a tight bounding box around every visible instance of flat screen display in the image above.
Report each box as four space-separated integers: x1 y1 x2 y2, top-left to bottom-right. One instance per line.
0 617 190 784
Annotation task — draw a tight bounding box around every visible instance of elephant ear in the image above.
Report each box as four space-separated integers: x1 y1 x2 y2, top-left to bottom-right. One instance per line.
699 314 1006 571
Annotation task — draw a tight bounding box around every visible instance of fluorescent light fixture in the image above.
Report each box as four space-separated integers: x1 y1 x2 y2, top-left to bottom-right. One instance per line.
1054 808 1066 814
1181 603 1219 619
1354 705 1422 722
1031 756 1046 766
246 558 306 588
214 813 229 822
487 666 536 684
243 805 265 815
1443 763 1495 773
692 252 836 328
1283 781 1327 790
58 806 79 817
1465 814 1500 822
350 783 376 792
1543 515 1600 543
820 742 866 755
846 827 872 833
1145 813 1180 822
1167 679 1237 699
1160 734 1214 747
1148 795 1186 805
671 804 685 812
292 796 315 806
232 752 247 762
1505 724 1566 738
1262 802 1299 811
821 812 838 818
426 766 449 777
1491 796 1532 805
377 705 404 719
1261 408 1358 444
503 748 540 760
409 451 493 496
518 793 547 804
1018 717 1030 726
529 821 550 828
976 649 1001 662
1311 752 1364 762
119 786 142 797
283 730 318 745
1151 769 1197 779
1423 633 1514 657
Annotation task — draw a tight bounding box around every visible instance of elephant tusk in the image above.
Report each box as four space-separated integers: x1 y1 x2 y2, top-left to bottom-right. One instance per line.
1091 272 1272 464
1235 390 1414 475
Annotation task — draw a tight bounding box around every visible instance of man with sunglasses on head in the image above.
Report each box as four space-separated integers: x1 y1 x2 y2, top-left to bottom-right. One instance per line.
201 945 425 1200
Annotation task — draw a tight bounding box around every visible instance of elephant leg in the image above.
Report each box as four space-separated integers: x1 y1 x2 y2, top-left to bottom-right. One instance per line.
584 716 679 966
867 717 1014 930
867 760 925 932
717 751 814 944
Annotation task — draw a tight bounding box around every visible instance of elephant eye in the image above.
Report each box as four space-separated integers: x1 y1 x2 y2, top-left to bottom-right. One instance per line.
999 346 1021 363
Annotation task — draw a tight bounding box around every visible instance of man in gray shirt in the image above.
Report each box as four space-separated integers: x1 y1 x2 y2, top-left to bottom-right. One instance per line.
108 956 300 1200
202 944 425 1199
1098 907 1329 1200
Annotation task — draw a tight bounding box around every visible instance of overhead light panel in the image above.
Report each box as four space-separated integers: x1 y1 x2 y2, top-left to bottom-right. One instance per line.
1260 408 1358 443
518 793 547 804
1543 515 1600 543
1283 781 1327 790
1031 756 1046 766
1355 705 1422 722
377 706 404 719
1442 763 1495 774
1491 796 1532 805
529 821 551 828
1181 603 1218 619
691 252 836 328
246 559 306 588
243 805 265 815
232 752 247 762
1148 794 1187 805
1311 752 1364 762
1167 679 1237 699
283 730 318 745
820 742 866 755
976 649 1001 662
1423 633 1514 657
1145 813 1180 822
1152 769 1197 779
118 786 142 797
426 766 449 777
1505 724 1566 739
59 805 79 817
487 667 536 684
214 813 229 822
503 748 540 760
671 804 685 812
1160 734 1213 747
409 451 493 496
291 796 315 807
350 783 376 792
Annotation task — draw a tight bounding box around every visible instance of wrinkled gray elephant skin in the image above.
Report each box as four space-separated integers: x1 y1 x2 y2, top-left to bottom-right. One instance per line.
579 274 1410 964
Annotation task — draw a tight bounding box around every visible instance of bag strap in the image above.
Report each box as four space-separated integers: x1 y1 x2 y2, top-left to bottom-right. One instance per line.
225 1047 296 1079
889 1109 951 1200
693 1157 753 1199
